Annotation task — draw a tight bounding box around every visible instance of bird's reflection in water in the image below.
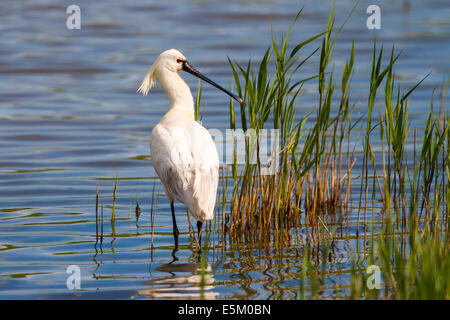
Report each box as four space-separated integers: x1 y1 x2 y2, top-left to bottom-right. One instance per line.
132 262 218 299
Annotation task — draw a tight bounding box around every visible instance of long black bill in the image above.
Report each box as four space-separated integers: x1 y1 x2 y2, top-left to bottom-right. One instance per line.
182 60 243 104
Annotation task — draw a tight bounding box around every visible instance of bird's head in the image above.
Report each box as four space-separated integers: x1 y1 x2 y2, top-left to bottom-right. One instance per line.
137 49 243 104
137 49 184 95
159 49 187 72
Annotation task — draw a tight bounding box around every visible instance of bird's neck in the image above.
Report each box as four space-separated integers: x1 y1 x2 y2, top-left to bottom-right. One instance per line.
158 70 194 116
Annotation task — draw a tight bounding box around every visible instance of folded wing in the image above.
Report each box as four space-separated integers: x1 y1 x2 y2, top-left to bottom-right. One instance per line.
150 121 219 221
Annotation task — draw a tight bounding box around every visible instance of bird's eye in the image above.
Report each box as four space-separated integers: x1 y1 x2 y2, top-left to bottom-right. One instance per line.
177 59 184 64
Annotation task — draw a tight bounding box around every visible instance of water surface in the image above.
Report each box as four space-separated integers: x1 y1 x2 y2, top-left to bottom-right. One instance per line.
0 0 449 299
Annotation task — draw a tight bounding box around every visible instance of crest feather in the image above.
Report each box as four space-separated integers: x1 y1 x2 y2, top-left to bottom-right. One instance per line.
137 64 157 96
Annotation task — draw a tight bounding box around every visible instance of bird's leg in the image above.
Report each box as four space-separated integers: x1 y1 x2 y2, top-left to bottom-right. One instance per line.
170 246 179 263
197 221 203 246
170 202 179 247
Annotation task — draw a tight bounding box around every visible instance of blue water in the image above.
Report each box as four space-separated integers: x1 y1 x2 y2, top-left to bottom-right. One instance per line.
0 0 448 299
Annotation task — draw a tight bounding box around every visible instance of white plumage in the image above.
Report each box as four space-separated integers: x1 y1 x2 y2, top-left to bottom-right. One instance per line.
138 49 220 231
150 112 219 221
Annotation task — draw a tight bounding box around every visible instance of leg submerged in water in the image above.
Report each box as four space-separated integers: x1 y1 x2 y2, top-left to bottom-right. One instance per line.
197 220 203 246
170 202 179 247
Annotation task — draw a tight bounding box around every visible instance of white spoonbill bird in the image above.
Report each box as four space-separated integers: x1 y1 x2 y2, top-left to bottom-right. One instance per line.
137 49 242 246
